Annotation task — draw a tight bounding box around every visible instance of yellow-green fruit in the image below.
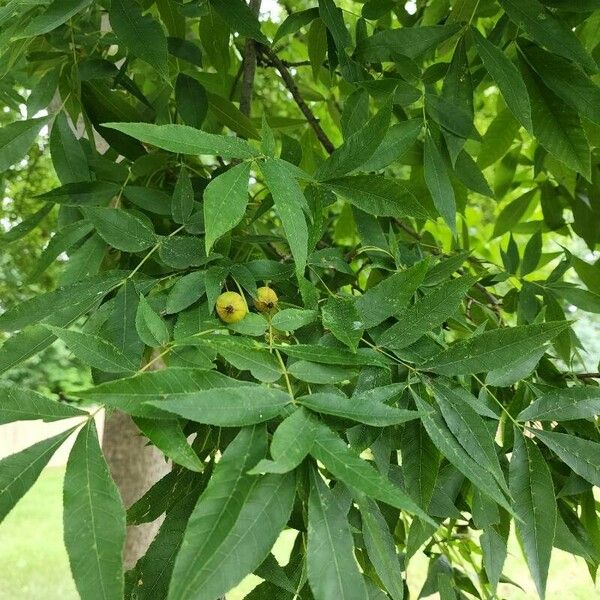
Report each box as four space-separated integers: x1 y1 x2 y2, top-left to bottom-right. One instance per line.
216 291 247 323
254 286 279 314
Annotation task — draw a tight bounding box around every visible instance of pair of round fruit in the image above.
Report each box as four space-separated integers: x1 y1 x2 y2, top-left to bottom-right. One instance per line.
216 287 278 323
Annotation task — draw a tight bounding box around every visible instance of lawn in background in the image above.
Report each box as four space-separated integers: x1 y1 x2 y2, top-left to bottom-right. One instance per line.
0 467 597 599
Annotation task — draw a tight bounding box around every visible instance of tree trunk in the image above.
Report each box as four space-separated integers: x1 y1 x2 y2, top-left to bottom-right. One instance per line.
102 411 170 568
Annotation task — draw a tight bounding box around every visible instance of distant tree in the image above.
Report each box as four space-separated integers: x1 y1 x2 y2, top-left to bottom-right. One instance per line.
0 1 599 599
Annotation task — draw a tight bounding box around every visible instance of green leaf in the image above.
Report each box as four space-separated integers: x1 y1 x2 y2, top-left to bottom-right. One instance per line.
498 0 597 73
102 122 258 159
273 8 319 43
521 230 542 275
123 186 171 215
37 181 120 206
249 407 318 474
379 275 475 350
204 162 250 253
165 272 206 314
481 526 508 592
50 111 90 184
84 207 156 252
167 37 203 66
424 130 456 232
551 284 600 314
299 392 418 426
521 43 600 127
359 119 423 171
146 385 291 426
486 346 547 388
0 116 51 171
100 279 144 366
0 272 125 332
75 368 241 418
125 472 205 600
271 308 317 331
206 91 260 139
423 253 470 286
509 430 556 599
64 420 126 600
276 344 388 368
325 175 429 220
209 0 268 44
307 469 369 600
166 425 266 593
125 467 184 526
401 420 439 509
0 203 54 243
421 321 570 375
335 90 369 138
27 220 94 282
425 93 475 139
413 393 511 512
169 425 288 599
518 386 600 422
308 18 327 80
110 0 168 77
288 361 356 384
175 74 208 129
198 5 230 74
134 417 205 472
0 427 74 523
355 24 461 62
0 383 87 424
356 260 428 329
429 379 508 494
311 422 432 521
471 28 532 131
453 150 493 197
316 100 392 180
359 499 405 600
135 295 169 347
175 471 295 599
0 304 97 375
520 57 591 179
260 158 308 276
492 190 536 239
319 0 352 51
158 235 206 269
18 0 92 37
321 296 364 352
477 108 521 170
531 428 600 488
171 167 194 225
195 336 281 383
228 312 268 337
59 234 105 285
253 553 296 594
45 325 138 373
259 114 276 156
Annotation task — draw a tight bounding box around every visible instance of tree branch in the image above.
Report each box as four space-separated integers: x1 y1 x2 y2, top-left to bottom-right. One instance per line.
257 44 335 155
239 0 262 117
573 373 600 380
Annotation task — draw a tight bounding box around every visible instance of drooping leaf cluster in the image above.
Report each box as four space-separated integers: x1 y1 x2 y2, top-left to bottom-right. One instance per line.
1 1 600 599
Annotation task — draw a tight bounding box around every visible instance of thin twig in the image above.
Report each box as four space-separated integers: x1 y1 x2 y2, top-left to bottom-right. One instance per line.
259 58 313 68
257 44 335 154
239 0 262 117
573 373 600 380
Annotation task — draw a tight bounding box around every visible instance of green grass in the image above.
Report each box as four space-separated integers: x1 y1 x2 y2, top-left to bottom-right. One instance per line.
0 467 597 599
0 467 77 600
